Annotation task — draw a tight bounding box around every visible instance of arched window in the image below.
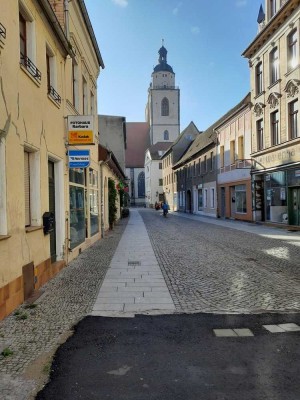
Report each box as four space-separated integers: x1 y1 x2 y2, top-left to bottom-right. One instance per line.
138 172 145 198
161 97 169 116
164 130 169 140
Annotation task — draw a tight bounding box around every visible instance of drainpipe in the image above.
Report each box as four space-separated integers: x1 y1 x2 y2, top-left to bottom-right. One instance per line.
64 0 70 40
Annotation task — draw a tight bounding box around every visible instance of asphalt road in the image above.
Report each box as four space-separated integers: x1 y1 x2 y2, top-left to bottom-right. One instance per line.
36 210 300 399
36 313 300 400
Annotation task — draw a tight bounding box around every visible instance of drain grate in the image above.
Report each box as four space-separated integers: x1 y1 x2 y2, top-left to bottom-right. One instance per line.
128 261 141 266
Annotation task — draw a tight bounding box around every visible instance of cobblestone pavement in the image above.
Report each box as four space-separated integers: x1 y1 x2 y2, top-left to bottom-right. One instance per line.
140 209 300 314
0 220 127 400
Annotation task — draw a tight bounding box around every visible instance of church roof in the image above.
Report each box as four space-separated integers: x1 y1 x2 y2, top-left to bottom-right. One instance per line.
153 45 174 73
125 122 150 168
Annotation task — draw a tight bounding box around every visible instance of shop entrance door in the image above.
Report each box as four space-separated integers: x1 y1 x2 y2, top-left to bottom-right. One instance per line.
289 188 300 226
48 161 56 263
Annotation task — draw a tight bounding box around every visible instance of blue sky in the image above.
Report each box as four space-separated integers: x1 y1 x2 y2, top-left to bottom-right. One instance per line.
85 0 262 132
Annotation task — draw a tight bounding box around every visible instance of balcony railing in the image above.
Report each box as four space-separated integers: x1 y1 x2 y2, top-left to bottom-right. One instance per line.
220 159 252 173
152 85 179 90
48 85 61 105
0 22 6 40
20 53 42 82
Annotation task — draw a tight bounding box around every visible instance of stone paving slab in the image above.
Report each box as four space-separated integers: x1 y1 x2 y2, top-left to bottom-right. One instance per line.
91 210 176 316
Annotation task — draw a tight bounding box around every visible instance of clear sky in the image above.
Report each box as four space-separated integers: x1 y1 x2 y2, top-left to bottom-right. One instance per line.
84 0 262 132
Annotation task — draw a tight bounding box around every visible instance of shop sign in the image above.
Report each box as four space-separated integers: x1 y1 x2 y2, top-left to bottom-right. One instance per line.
68 115 94 145
68 150 90 168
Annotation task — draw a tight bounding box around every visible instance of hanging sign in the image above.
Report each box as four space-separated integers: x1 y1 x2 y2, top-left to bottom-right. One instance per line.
68 150 90 168
68 115 94 145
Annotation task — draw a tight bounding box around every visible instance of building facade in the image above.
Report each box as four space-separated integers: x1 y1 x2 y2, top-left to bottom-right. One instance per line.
216 94 253 222
243 0 300 226
0 0 103 320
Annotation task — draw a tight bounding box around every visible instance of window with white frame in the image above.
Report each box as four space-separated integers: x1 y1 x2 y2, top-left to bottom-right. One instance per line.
46 45 60 104
82 76 88 114
257 119 264 150
255 62 263 95
72 58 79 109
270 47 279 84
287 29 298 71
270 0 277 18
19 2 40 81
289 99 299 139
89 169 99 236
0 136 7 235
271 110 279 145
235 184 247 213
24 149 41 227
210 188 215 208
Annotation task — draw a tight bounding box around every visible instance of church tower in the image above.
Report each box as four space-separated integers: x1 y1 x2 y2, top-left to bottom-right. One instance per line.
146 43 180 145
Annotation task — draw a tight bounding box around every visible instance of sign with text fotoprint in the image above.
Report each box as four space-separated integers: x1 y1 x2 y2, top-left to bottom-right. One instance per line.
68 115 94 145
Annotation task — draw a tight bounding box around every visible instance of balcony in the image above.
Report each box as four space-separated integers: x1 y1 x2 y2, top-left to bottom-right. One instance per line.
152 85 179 90
48 85 61 105
220 159 253 173
20 53 42 82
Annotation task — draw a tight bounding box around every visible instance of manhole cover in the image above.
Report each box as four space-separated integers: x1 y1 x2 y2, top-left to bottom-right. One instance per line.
128 261 141 266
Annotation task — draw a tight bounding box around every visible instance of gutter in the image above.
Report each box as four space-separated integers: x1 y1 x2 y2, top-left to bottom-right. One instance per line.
38 0 75 58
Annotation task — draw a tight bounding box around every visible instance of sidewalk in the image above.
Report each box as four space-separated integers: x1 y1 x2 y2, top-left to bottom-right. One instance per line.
171 211 300 246
91 209 175 317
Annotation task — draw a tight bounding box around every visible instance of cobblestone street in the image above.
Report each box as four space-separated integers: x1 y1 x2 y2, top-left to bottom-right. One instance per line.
142 209 300 314
1 209 300 399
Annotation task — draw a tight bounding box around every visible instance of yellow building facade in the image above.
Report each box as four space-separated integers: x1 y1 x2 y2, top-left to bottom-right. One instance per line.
0 0 104 320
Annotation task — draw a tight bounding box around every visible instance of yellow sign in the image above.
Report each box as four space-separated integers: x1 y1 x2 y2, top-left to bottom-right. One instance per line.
67 115 94 145
68 130 93 145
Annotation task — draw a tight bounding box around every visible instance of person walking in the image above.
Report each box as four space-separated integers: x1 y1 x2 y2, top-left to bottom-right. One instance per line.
161 201 169 217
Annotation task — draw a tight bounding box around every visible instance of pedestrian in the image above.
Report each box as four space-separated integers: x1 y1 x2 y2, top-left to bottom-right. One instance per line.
161 201 169 217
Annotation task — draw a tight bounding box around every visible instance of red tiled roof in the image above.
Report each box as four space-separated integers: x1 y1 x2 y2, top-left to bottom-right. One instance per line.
125 123 150 167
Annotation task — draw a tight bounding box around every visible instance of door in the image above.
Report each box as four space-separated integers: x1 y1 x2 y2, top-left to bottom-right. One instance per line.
289 188 300 226
48 161 56 263
220 187 225 218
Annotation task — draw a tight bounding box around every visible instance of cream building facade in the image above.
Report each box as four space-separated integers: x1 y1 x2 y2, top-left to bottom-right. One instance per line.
243 0 300 226
0 0 104 320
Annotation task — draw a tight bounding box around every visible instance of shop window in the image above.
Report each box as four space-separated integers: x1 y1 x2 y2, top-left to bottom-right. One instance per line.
235 184 247 213
265 172 287 223
204 189 208 208
89 169 99 236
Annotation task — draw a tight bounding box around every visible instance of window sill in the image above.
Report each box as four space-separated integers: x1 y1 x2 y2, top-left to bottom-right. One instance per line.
254 91 265 100
47 94 61 109
268 79 281 90
25 226 43 233
0 234 11 241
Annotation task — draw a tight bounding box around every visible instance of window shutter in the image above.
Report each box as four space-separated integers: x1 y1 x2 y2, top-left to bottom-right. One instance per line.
24 152 31 226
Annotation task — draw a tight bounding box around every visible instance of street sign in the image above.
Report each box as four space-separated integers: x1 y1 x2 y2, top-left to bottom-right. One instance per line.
68 150 90 168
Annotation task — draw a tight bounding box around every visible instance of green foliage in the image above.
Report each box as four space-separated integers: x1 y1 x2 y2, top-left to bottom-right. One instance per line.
108 178 118 228
1 347 13 357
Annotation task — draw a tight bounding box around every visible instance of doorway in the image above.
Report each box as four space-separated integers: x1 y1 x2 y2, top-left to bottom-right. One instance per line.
289 187 300 226
48 161 56 263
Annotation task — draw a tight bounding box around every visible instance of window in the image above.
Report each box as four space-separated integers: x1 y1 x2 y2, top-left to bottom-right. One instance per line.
24 149 40 227
204 155 207 172
46 45 60 104
289 100 299 139
161 97 169 116
72 59 79 109
255 62 263 95
138 172 145 198
0 137 7 235
288 29 298 71
164 130 169 140
270 47 279 84
198 189 203 210
271 110 279 145
230 140 235 164
194 161 196 176
19 4 40 81
159 178 163 186
210 188 215 208
238 137 244 159
198 158 201 175
204 189 208 208
159 162 162 169
89 169 99 236
82 76 88 114
210 152 214 171
235 185 247 213
270 0 276 18
90 91 94 115
257 119 264 150
220 146 224 168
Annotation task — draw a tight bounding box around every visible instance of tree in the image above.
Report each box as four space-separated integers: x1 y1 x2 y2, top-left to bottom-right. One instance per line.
108 178 118 229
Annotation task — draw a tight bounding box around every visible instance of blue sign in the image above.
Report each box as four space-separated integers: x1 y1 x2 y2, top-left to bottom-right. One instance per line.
68 150 90 168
